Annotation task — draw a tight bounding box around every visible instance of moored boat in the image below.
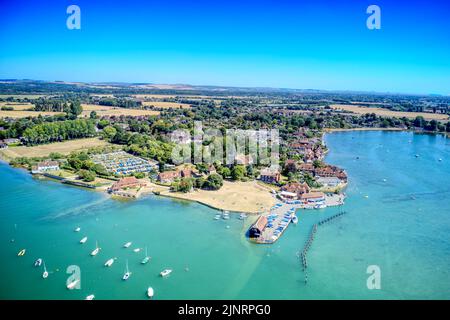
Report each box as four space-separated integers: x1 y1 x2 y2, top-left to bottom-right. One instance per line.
122 260 132 280
34 258 43 267
141 247 150 264
67 279 79 290
147 287 154 299
80 236 88 244
17 249 26 256
160 269 172 277
74 227 81 232
123 242 132 248
91 241 101 256
85 294 95 300
291 215 298 224
42 260 49 279
104 258 114 267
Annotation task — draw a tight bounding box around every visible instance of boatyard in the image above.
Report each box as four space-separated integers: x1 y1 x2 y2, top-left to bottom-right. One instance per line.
247 193 346 244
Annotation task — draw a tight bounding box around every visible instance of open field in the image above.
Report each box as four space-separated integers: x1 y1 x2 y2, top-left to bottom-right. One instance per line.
141 101 191 109
0 102 35 110
160 180 276 213
80 104 160 117
0 94 47 99
330 104 449 121
0 138 112 159
0 110 63 118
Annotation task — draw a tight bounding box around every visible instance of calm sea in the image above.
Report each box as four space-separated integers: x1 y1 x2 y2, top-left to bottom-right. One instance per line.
0 131 449 299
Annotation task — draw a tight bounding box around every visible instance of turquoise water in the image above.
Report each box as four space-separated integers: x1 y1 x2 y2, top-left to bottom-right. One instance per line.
0 131 449 299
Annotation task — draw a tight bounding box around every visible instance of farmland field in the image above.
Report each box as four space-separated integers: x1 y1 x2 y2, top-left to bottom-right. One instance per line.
0 110 63 118
330 104 449 121
0 138 112 159
80 104 160 117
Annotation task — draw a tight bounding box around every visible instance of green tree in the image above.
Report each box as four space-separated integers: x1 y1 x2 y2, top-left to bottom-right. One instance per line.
231 165 245 180
102 126 117 140
78 169 96 182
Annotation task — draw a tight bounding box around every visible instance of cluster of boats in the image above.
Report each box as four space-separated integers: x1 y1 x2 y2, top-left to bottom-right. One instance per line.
214 211 247 221
18 226 175 300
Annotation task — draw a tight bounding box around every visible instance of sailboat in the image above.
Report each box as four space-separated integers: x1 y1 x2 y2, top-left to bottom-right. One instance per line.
90 241 101 256
122 260 132 280
104 258 115 267
160 269 172 277
42 260 49 279
67 279 79 290
141 247 150 264
123 242 132 248
80 236 88 244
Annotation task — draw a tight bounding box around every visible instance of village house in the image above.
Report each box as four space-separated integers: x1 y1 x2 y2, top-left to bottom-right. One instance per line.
316 176 342 187
235 154 254 165
300 192 326 206
31 160 60 174
259 168 281 184
109 176 146 192
280 182 310 200
297 163 315 175
157 171 180 184
315 165 347 182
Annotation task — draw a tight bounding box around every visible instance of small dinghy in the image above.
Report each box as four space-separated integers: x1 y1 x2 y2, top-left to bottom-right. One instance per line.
133 248 141 253
42 261 49 279
147 287 154 299
85 294 95 300
18 249 26 256
74 227 81 232
291 215 298 224
80 237 88 244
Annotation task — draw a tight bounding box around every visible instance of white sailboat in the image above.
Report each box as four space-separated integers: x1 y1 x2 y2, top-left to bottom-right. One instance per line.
42 260 49 279
147 287 154 299
141 247 150 264
74 227 81 232
160 269 172 277
104 258 115 267
122 260 132 280
90 241 101 256
85 294 95 300
80 236 88 244
123 242 132 248
34 258 43 267
133 248 141 253
67 279 79 290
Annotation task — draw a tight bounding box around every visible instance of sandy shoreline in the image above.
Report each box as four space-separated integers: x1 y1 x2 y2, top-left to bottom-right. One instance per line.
159 180 276 214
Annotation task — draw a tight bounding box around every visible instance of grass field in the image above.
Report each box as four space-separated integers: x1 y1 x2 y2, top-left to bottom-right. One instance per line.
80 104 160 117
0 102 35 110
0 138 112 159
330 104 449 121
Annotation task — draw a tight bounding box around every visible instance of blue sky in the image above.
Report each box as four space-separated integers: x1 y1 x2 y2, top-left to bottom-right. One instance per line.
0 0 449 94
